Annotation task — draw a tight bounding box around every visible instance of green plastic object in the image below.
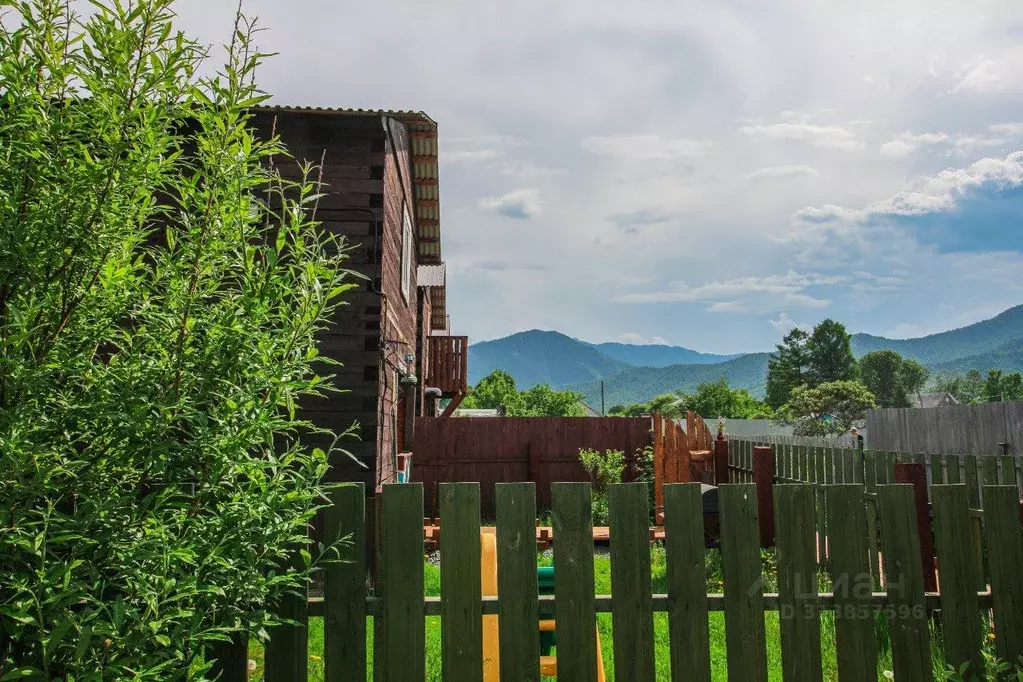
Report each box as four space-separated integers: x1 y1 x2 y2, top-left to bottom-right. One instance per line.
538 566 557 654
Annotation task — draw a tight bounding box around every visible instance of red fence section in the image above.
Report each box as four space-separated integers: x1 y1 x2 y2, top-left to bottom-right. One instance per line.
411 416 652 516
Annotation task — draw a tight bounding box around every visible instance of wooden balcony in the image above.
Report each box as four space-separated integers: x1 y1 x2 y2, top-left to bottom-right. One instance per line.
427 335 468 396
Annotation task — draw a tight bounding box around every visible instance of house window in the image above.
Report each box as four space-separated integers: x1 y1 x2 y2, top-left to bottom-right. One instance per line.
401 204 413 303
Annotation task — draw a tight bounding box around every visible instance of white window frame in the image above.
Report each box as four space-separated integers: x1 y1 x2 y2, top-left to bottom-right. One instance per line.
401 204 413 303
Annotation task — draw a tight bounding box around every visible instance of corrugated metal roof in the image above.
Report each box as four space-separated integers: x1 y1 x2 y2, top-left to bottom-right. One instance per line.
418 264 446 287
252 105 436 127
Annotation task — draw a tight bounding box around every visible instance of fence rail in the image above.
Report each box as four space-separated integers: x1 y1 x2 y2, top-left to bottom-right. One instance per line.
210 476 1023 681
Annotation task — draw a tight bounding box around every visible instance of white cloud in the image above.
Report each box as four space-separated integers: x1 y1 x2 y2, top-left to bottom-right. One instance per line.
878 132 950 158
494 160 567 179
620 333 669 345
613 271 842 314
889 322 926 338
581 135 714 160
441 149 503 163
770 312 798 333
947 58 1002 94
738 121 864 152
477 188 543 219
746 165 819 181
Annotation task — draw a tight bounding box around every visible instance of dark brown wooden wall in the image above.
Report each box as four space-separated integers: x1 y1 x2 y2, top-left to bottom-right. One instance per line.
250 110 422 489
411 417 653 516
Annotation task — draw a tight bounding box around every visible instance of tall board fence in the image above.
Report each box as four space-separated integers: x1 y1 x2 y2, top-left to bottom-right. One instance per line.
411 416 651 516
867 402 1023 455
210 479 1023 681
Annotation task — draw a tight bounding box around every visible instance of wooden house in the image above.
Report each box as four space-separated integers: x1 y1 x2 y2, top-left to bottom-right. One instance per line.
250 106 467 492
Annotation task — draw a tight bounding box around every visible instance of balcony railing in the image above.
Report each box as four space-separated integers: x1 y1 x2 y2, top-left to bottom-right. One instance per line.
427 335 468 395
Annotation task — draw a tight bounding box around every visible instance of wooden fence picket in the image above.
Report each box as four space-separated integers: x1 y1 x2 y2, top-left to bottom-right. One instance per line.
946 454 961 484
265 545 310 681
878 485 932 682
931 485 984 679
827 485 877 681
609 483 656 681
929 454 944 485
551 482 598 682
984 485 1023 664
663 483 711 682
495 483 541 682
381 483 425 682
773 485 823 682
719 484 768 681
1000 455 1018 487
324 483 366 682
207 632 248 682
439 483 483 682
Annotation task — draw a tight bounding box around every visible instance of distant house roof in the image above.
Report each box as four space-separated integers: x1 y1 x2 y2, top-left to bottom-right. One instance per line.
578 401 602 417
453 408 505 417
916 392 960 409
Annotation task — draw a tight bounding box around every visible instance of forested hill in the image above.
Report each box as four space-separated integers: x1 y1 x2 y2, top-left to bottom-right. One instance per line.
466 305 1023 404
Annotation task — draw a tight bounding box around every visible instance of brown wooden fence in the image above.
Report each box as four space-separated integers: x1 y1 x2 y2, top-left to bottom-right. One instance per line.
411 416 651 516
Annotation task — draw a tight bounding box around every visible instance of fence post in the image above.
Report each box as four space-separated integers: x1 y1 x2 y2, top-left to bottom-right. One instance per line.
754 446 776 547
894 463 937 593
714 434 729 486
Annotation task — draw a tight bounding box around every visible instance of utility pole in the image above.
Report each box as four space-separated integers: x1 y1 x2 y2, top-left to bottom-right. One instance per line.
601 381 605 416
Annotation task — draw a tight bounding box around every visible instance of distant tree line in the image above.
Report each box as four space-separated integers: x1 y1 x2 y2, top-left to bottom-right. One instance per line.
462 369 588 417
608 378 773 420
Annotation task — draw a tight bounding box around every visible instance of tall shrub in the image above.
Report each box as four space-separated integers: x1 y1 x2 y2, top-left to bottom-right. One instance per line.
0 1 354 678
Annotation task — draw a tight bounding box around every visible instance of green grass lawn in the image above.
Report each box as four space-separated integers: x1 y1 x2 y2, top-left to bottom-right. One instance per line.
247 546 963 681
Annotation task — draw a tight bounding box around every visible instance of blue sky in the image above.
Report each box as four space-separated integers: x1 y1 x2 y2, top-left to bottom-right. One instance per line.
178 0 1023 354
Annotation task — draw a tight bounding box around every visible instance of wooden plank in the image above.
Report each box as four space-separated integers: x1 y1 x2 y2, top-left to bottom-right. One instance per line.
663 483 711 682
983 456 999 491
946 454 961 485
719 484 768 681
1000 455 1018 488
609 483 656 681
208 633 248 682
815 448 827 566
324 483 366 682
552 482 598 681
894 463 937 593
754 446 776 547
964 455 985 591
381 483 425 682
440 483 483 682
984 485 1023 665
654 414 665 511
265 546 309 681
878 485 932 682
930 453 945 485
495 483 541 682
773 485 823 682
827 485 877 681
932 485 984 679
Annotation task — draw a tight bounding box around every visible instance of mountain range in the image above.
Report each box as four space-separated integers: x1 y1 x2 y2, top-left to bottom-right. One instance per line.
467 305 1023 408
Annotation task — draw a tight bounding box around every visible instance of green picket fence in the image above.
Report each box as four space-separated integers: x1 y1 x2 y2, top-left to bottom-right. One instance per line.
213 480 1023 682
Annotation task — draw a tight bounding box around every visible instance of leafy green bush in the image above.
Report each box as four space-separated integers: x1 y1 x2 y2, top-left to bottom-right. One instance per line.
0 1 354 678
578 448 625 524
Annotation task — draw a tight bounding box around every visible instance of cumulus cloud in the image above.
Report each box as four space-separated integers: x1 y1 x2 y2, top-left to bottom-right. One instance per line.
581 135 714 160
745 165 819 181
478 188 543 219
738 120 864 152
769 312 804 333
788 151 1023 264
